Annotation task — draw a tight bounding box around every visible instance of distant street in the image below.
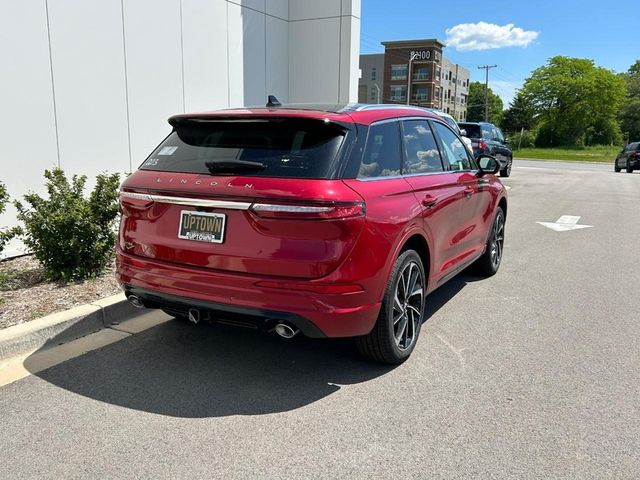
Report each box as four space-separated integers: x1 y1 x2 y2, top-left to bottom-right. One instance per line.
1 159 639 479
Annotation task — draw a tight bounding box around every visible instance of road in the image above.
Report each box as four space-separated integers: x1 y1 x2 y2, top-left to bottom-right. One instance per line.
1 159 639 479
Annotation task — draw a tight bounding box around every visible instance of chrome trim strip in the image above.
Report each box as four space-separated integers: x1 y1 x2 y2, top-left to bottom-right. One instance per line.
120 192 252 210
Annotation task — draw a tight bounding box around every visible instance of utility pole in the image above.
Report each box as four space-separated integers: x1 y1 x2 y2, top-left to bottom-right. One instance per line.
477 64 497 121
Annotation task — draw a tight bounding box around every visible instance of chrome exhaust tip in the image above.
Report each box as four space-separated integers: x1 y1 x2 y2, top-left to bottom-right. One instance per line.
127 294 144 309
274 323 299 339
188 308 201 324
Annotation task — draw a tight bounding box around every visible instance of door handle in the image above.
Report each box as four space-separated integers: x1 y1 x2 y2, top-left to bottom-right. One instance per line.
422 195 438 209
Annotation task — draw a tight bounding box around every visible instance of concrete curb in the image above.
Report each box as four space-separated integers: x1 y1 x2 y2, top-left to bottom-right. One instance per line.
0 293 141 361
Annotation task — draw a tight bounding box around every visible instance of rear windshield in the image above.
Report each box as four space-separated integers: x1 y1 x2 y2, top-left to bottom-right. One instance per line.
140 118 347 178
459 124 481 138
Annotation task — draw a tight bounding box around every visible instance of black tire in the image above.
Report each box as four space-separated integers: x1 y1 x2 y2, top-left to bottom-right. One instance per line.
474 206 505 277
626 161 633 173
614 161 621 172
499 157 512 177
355 249 426 364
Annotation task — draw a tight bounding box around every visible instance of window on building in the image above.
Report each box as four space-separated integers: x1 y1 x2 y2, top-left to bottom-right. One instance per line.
391 64 407 80
371 67 377 81
390 85 407 102
358 121 402 179
402 120 444 174
436 66 441 80
370 86 378 102
413 86 429 101
413 66 429 81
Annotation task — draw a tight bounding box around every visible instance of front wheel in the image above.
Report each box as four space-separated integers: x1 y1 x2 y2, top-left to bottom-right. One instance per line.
356 250 426 364
474 207 505 277
500 157 512 177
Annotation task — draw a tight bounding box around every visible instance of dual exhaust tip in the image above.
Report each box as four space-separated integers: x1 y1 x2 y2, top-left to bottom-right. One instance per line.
126 294 300 338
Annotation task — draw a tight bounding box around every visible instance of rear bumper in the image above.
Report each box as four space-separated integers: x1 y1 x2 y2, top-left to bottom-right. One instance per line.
116 248 381 338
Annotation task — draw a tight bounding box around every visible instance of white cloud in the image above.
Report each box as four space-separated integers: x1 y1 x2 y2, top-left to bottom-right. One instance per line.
445 22 539 51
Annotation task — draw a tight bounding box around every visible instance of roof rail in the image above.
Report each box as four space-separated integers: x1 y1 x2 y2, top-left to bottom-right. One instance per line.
355 104 431 113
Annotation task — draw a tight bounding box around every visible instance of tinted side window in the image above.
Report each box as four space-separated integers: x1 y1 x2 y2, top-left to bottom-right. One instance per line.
494 127 505 142
460 124 481 138
358 121 402 178
432 122 473 171
402 120 443 174
481 125 493 139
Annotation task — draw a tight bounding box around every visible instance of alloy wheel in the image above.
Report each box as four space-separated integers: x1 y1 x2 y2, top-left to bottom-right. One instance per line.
490 212 505 269
392 261 424 351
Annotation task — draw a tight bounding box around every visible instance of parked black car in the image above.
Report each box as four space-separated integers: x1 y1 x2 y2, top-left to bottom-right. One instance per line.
458 122 513 177
614 142 640 173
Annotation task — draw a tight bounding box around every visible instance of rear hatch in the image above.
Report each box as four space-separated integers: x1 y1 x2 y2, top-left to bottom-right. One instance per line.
119 115 365 279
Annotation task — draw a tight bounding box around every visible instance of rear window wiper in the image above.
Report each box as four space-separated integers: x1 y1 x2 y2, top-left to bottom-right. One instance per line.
205 160 266 174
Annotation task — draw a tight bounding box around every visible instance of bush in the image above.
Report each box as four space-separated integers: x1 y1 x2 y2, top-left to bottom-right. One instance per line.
507 129 537 150
14 168 120 281
0 182 22 256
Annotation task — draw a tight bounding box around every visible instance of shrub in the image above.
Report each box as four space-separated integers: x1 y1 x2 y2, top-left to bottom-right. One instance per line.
0 182 22 256
508 129 537 149
14 168 120 281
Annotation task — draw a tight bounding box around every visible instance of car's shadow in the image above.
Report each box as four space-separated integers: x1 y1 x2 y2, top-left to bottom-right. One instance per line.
24 272 477 418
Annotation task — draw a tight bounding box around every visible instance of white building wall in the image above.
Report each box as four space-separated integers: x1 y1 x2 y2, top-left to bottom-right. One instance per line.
0 0 360 258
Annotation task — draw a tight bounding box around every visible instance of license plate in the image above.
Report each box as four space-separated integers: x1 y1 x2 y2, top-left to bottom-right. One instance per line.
178 211 226 244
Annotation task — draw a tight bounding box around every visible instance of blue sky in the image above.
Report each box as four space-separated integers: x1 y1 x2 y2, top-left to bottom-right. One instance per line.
360 0 639 105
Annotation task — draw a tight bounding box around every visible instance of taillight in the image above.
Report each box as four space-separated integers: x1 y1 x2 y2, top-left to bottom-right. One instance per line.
249 202 365 220
478 140 487 151
119 191 154 209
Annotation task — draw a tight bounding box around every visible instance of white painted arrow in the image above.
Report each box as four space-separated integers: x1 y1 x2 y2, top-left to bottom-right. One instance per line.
537 215 593 232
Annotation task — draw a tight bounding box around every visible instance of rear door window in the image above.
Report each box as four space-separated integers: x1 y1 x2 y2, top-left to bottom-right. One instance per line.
481 126 494 139
402 120 444 174
358 121 402 178
140 118 347 179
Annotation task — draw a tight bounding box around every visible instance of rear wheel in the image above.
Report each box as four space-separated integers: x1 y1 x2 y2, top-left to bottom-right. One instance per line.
614 161 621 172
499 156 512 177
474 207 505 277
356 250 425 364
626 161 633 173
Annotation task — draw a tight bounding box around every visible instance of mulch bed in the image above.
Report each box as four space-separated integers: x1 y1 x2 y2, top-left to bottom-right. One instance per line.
0 255 121 329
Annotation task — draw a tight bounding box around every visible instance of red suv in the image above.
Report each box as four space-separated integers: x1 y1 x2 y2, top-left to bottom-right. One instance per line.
116 101 507 364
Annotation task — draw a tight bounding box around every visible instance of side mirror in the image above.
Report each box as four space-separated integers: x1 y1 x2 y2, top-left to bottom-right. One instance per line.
503 138 510 145
478 154 500 175
459 128 467 137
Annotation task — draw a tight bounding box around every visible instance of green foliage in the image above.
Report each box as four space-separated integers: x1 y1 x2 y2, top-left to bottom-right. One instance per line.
520 56 626 147
510 129 537 149
501 91 536 133
466 81 504 124
619 61 640 141
0 182 22 256
14 168 120 281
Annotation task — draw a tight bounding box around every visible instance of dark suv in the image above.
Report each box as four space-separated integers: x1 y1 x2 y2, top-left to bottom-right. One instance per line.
615 141 640 173
458 122 513 177
117 102 507 364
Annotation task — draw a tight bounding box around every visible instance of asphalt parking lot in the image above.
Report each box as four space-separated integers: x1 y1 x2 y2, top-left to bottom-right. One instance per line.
1 160 639 479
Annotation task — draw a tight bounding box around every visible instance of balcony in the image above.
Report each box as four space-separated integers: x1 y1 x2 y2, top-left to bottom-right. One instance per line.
412 73 429 81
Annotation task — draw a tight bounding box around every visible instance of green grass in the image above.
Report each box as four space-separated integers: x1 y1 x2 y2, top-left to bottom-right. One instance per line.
513 146 620 162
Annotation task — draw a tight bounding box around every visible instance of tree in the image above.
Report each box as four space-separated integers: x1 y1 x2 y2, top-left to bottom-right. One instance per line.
520 56 626 146
501 90 536 133
619 60 640 141
466 81 503 124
